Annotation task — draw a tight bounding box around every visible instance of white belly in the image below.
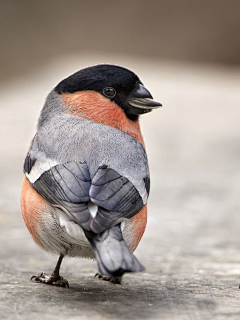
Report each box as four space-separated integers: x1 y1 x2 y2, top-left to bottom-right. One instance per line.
36 204 134 258
36 206 95 258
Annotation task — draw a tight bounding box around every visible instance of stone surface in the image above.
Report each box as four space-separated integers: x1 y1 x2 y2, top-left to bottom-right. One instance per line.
1 54 240 319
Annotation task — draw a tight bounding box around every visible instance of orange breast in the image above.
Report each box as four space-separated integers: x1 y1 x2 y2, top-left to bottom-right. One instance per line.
129 205 147 252
21 176 51 247
61 91 145 146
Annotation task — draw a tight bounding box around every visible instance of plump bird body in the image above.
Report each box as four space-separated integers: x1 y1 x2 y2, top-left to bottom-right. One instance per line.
21 64 161 286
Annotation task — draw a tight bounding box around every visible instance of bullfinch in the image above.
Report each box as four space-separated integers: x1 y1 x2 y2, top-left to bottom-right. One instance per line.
21 64 162 287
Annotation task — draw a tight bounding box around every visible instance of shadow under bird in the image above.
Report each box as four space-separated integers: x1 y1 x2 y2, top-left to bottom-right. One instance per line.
21 64 162 287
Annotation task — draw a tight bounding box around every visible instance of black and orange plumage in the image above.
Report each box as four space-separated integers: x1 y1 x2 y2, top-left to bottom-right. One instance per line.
21 64 161 286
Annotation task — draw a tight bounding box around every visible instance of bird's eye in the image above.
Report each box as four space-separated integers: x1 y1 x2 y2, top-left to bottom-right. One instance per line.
103 87 116 99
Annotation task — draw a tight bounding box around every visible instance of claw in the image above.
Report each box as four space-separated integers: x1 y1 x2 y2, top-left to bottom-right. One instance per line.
31 272 69 288
94 273 122 284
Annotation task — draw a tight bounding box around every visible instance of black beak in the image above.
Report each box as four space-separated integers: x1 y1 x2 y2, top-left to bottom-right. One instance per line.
128 84 162 115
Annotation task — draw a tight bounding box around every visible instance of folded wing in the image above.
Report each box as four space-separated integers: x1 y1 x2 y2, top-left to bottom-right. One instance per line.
27 161 149 233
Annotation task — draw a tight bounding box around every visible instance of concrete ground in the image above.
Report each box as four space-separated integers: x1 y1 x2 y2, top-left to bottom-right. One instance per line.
1 54 240 320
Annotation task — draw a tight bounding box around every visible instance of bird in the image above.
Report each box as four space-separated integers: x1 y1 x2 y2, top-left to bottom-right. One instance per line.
21 64 162 287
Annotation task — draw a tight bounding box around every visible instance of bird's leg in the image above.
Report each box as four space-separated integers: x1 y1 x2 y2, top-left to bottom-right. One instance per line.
94 273 122 284
31 254 69 288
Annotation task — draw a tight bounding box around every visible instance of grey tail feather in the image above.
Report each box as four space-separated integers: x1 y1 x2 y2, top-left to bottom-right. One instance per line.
84 224 145 277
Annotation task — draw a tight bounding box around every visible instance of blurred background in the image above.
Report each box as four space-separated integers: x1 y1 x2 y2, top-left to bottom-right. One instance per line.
1 1 240 319
1 0 240 83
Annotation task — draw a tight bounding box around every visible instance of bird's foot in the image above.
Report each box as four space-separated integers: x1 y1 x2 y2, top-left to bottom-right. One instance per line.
31 272 69 288
94 273 122 284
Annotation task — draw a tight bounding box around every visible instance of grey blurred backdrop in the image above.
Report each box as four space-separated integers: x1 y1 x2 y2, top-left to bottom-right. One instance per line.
1 1 240 319
1 0 240 83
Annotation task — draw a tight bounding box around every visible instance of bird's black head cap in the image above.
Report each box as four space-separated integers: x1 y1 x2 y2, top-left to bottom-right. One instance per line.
55 64 161 121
